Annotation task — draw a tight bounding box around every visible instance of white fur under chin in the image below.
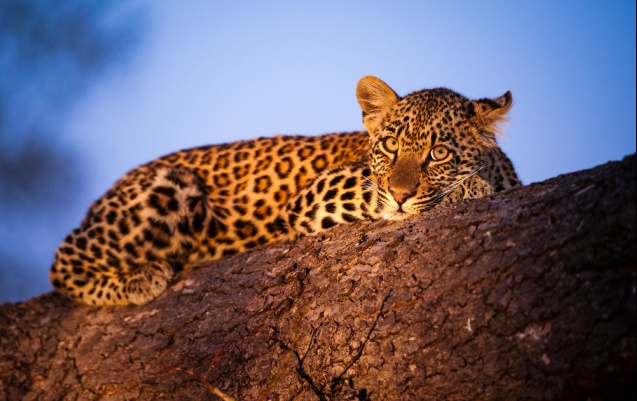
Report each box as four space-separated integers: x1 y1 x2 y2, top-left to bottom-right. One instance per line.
380 209 414 221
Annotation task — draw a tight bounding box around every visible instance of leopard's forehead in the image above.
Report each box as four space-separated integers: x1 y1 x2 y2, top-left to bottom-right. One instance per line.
380 88 473 151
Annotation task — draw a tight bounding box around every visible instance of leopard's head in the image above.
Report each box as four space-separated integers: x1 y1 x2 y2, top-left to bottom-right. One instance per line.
356 76 512 220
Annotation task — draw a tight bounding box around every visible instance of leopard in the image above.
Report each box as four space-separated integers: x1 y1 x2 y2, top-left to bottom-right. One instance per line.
50 76 520 306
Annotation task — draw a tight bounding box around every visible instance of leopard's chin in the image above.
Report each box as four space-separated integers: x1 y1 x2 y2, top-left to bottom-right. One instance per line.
380 209 415 221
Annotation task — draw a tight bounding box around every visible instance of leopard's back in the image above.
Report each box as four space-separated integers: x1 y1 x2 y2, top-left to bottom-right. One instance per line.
153 133 370 256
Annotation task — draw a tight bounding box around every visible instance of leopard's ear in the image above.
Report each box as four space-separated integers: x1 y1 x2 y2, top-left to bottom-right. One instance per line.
356 76 400 133
468 91 513 147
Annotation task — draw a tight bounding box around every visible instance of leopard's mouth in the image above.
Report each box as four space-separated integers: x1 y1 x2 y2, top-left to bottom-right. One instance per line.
381 209 414 221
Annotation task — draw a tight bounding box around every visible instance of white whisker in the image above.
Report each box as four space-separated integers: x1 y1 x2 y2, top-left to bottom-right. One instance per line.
361 174 379 191
433 163 490 203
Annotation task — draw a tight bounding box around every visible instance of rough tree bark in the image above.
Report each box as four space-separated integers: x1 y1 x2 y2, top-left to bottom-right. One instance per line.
1 155 635 401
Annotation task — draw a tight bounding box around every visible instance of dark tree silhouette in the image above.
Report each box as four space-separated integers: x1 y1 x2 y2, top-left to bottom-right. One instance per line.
0 0 145 302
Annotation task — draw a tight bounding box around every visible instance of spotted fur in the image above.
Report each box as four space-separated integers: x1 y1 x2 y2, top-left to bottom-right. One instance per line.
50 76 520 305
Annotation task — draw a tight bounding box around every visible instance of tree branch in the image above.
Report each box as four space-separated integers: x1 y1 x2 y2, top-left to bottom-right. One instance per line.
1 155 635 400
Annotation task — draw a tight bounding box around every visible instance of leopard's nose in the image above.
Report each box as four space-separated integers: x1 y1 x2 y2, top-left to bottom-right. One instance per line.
389 188 415 205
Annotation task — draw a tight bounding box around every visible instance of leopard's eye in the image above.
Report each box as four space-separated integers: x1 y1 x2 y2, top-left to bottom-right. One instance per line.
430 145 449 161
381 137 399 154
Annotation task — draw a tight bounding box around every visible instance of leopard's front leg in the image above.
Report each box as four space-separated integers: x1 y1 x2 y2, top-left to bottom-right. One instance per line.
438 173 494 206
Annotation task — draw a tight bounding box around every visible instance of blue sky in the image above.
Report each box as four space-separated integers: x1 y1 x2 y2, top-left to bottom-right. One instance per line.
2 1 635 302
